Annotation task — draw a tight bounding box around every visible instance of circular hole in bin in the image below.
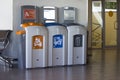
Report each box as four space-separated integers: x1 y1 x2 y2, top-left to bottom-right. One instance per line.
76 56 79 59
56 57 59 59
36 59 39 61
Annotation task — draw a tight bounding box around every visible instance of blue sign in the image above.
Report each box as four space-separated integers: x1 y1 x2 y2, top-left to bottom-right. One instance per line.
53 35 63 48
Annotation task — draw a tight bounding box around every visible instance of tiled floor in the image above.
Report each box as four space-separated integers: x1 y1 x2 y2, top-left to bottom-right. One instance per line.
1 48 120 80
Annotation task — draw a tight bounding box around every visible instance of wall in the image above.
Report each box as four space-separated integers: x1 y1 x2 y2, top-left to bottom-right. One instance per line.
4 0 88 58
14 0 88 26
0 0 13 30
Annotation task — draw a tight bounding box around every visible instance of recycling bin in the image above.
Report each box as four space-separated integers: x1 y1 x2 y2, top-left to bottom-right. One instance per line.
21 23 48 68
66 23 87 65
45 23 68 67
16 30 26 69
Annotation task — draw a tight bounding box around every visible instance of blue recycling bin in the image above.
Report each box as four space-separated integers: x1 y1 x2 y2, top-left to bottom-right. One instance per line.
45 23 68 67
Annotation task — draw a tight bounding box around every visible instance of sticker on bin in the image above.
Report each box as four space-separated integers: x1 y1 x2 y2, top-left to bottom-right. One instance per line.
32 35 43 49
74 34 82 47
23 9 36 19
53 35 63 48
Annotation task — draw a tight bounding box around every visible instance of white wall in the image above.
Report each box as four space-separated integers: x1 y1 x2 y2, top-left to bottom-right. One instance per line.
7 0 88 58
14 0 88 27
0 0 13 30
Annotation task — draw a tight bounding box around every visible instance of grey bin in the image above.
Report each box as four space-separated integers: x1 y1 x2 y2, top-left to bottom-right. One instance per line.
17 34 26 69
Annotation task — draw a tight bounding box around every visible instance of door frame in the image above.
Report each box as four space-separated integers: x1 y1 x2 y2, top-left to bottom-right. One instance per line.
103 0 118 48
89 0 119 49
117 0 120 48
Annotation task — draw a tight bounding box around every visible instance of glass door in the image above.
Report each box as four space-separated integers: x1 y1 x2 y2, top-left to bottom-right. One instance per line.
91 0 118 48
105 0 117 47
92 1 103 48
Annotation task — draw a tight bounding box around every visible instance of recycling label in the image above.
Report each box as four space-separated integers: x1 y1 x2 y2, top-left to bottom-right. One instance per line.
74 34 83 47
53 35 63 48
32 35 43 49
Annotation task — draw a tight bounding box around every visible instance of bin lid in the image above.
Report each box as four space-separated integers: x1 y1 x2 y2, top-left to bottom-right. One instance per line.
21 22 44 28
16 30 26 35
45 23 65 27
64 23 85 27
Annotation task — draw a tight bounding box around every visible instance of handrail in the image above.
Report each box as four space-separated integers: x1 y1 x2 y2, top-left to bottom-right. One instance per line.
92 23 101 32
92 23 102 47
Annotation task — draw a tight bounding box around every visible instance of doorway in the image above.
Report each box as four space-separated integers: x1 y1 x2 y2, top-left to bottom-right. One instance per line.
91 0 117 48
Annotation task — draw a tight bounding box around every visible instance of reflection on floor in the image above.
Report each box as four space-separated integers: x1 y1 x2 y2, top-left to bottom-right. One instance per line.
1 48 120 80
